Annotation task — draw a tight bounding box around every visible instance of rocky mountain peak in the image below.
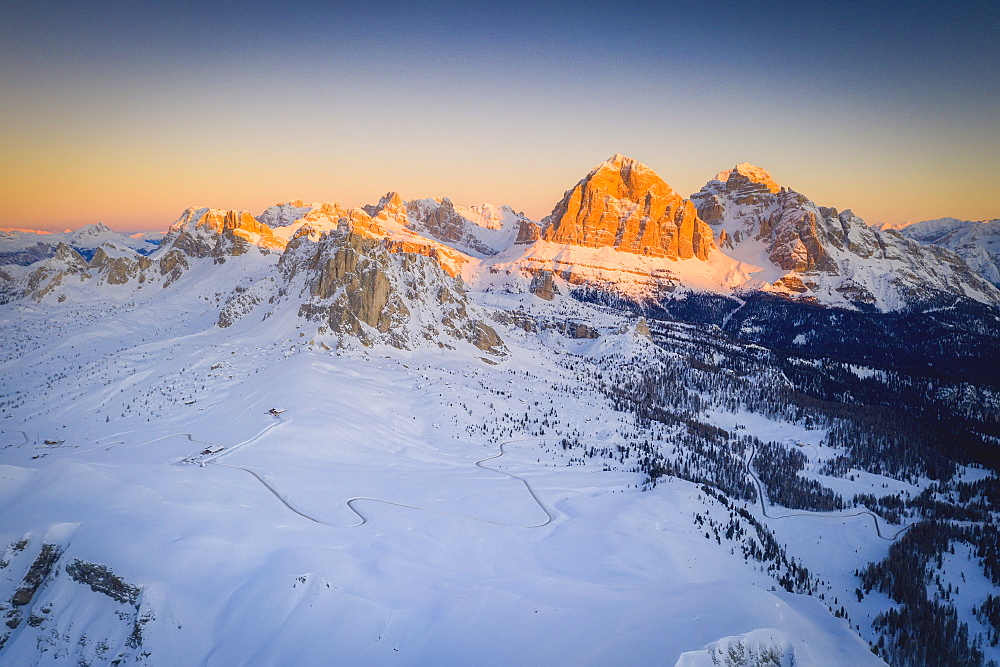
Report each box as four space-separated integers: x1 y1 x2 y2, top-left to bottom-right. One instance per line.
583 154 677 203
712 163 781 194
165 207 286 258
362 192 407 221
541 156 713 260
69 223 117 243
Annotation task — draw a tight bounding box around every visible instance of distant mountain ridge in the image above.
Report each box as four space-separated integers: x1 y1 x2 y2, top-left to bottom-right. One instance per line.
879 217 1000 288
0 223 161 265
2 156 998 319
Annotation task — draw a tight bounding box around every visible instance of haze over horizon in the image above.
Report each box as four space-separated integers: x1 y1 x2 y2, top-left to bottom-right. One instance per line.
2 0 998 232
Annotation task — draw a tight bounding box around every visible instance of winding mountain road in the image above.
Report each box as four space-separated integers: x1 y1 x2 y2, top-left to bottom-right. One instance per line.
745 443 913 542
50 415 911 541
203 419 554 528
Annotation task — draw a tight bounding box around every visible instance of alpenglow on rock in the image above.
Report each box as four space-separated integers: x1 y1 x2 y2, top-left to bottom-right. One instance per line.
166 207 286 258
542 154 715 260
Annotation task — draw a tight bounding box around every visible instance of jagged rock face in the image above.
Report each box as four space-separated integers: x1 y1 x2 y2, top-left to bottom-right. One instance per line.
404 196 498 256
256 201 314 228
157 249 189 287
392 194 538 256
693 166 838 273
514 218 541 244
278 231 505 355
542 154 714 260
166 207 285 258
692 165 1000 310
380 239 467 278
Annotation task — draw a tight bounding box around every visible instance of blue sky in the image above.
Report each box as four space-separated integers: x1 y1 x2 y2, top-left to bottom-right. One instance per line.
2 0 997 230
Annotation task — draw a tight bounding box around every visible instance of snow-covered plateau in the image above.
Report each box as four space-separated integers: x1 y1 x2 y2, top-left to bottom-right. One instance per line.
1 156 998 666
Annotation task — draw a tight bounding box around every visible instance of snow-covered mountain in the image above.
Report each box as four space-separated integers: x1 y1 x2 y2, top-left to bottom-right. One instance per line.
0 223 161 266
883 217 1000 287
1 158 998 665
7 158 996 315
691 165 999 310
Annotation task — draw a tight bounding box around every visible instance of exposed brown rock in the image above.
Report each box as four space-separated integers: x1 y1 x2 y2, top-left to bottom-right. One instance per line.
515 218 541 244
542 154 715 260
528 271 560 300
279 231 505 355
635 317 651 339
158 249 189 287
496 312 599 339
12 544 62 607
88 247 152 285
25 243 90 300
380 239 467 277
197 209 285 252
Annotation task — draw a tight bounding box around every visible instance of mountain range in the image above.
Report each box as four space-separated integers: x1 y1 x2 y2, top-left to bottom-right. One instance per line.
1 157 998 666
4 154 998 379
4 155 996 312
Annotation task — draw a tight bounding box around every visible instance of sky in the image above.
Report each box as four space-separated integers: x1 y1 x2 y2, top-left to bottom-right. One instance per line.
1 0 998 231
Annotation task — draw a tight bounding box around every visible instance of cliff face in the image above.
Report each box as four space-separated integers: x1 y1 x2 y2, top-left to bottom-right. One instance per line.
166 207 286 258
277 230 505 355
542 154 714 261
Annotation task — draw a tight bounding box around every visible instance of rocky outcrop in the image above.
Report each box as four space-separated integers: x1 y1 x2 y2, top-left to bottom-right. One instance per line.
24 243 91 300
528 270 560 300
403 196 497 256
165 207 285 259
692 164 1000 310
400 196 538 256
635 317 651 339
65 560 140 606
278 230 505 355
542 154 715 260
380 238 468 278
88 246 152 285
156 248 190 287
494 311 599 339
256 201 314 228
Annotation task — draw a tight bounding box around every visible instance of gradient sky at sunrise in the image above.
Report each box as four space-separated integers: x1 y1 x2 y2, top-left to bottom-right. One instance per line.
2 0 998 231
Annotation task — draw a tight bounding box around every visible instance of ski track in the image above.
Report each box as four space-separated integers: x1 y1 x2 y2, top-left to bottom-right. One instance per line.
0 429 29 449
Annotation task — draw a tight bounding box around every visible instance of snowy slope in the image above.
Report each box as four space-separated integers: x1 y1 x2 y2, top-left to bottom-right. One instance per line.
0 243 894 665
890 217 1000 287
